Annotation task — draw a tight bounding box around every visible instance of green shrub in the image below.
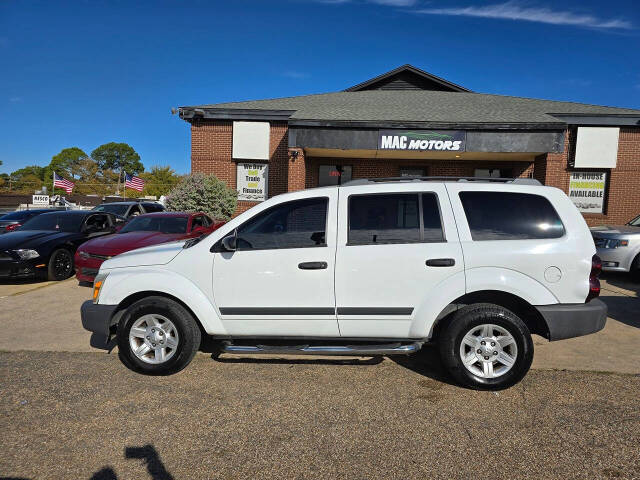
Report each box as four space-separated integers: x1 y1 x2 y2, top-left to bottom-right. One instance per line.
165 173 237 220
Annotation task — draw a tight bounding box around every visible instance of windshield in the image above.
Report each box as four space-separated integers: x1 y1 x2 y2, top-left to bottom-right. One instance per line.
120 216 188 234
629 215 640 227
20 213 85 232
93 204 128 215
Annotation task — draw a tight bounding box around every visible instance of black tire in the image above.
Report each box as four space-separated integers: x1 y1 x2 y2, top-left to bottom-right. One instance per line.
438 303 534 390
631 254 640 280
47 248 74 281
117 296 201 375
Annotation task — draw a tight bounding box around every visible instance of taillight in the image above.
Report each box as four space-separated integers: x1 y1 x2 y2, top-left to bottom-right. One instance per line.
586 254 602 302
5 223 21 232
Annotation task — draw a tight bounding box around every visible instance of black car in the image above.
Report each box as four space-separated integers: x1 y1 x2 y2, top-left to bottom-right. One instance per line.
0 209 60 234
0 210 119 281
92 201 164 218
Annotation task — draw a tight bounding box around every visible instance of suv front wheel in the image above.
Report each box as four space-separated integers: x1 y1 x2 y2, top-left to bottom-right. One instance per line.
117 296 201 375
439 303 534 390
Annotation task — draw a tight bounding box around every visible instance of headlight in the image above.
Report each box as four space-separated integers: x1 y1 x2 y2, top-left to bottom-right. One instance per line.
12 249 40 260
604 239 629 249
79 251 90 259
92 272 109 304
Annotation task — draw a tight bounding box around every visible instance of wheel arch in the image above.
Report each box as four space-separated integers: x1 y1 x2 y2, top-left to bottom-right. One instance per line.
113 291 208 338
431 290 550 341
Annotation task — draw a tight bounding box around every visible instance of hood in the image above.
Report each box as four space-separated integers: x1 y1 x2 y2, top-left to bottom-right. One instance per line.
79 231 186 256
0 230 76 250
100 240 186 270
590 225 640 236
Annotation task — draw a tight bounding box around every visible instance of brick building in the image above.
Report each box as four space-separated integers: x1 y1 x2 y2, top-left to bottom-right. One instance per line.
180 65 640 225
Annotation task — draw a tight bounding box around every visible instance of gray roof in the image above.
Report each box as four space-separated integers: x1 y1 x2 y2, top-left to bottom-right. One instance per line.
183 90 640 127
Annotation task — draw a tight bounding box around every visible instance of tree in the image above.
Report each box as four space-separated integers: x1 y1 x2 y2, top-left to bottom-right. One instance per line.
43 147 88 181
91 142 143 175
140 166 181 198
11 165 45 182
165 173 237 220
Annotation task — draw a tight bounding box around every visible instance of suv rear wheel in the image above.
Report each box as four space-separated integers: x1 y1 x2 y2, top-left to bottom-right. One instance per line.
117 296 201 375
439 303 533 390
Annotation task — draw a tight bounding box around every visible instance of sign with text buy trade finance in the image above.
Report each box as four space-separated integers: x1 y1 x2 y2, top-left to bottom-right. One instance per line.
237 163 268 201
378 130 466 152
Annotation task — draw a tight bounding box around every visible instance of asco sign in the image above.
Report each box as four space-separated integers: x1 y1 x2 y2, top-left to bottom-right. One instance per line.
378 130 466 152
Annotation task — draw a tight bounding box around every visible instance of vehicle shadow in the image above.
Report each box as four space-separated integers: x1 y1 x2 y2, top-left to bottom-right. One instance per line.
389 345 458 387
600 295 640 329
601 272 639 297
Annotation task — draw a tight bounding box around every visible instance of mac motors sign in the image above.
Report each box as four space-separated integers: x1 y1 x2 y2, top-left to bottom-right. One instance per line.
378 130 466 151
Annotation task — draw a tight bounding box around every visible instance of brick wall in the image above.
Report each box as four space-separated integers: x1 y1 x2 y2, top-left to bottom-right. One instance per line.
540 127 640 226
191 120 289 215
190 121 639 225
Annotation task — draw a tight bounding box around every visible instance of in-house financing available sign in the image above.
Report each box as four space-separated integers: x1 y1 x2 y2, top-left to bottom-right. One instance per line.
237 163 268 201
569 171 606 213
378 130 466 152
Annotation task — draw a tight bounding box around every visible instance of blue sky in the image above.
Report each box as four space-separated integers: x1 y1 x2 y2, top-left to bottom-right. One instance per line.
1 0 639 174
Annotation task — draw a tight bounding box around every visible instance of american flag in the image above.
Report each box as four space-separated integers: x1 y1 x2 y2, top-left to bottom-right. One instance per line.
53 172 75 194
125 172 145 192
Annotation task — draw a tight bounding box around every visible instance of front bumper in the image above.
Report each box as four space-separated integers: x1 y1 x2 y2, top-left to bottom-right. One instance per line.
535 299 607 341
81 300 119 350
74 255 105 282
0 257 46 278
595 247 632 272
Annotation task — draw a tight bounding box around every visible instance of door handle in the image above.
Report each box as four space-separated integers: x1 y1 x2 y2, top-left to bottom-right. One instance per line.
426 258 455 267
298 261 328 270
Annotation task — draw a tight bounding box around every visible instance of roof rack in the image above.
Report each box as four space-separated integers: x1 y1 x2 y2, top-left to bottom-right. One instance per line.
341 176 542 186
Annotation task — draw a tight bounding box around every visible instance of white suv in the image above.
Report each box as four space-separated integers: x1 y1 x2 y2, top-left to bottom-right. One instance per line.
82 177 607 390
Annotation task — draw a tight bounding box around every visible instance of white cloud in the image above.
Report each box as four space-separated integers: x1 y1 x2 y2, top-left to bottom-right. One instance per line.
415 1 632 29
317 0 417 5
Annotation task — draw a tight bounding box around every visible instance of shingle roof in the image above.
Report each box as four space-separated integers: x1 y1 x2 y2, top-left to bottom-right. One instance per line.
185 90 640 126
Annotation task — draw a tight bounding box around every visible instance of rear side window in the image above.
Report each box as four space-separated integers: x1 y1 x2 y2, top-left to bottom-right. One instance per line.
236 197 328 250
348 193 444 245
459 192 565 240
143 203 164 213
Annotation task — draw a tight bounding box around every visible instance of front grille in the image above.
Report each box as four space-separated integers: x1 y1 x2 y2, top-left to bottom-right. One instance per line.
593 237 607 248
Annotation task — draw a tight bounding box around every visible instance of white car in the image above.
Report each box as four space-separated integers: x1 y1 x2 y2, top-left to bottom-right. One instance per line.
82 177 607 390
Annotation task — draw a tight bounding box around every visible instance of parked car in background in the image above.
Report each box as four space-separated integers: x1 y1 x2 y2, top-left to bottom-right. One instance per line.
92 201 164 219
0 211 119 281
75 212 224 282
591 214 640 276
82 177 606 390
0 209 64 233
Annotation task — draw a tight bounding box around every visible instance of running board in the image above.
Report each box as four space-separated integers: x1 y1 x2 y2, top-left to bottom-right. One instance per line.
221 341 423 356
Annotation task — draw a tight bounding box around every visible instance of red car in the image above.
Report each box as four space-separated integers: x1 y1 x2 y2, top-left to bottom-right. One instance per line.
75 212 224 282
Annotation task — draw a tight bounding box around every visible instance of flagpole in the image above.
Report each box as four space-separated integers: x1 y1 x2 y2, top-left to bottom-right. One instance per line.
52 170 55 201
123 171 127 200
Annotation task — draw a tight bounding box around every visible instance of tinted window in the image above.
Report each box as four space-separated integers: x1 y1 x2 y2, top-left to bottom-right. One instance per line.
459 192 565 240
191 216 205 231
349 194 420 245
128 205 141 217
93 204 129 216
84 214 111 232
236 198 328 250
20 213 85 232
1 210 39 220
143 203 165 213
422 194 445 242
628 215 640 227
120 216 188 234
319 165 352 186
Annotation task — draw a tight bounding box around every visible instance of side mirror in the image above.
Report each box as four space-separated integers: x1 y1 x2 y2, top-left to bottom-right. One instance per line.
220 233 237 252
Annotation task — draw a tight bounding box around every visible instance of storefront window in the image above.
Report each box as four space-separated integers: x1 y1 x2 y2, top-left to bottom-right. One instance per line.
474 168 513 178
319 165 352 186
399 168 426 177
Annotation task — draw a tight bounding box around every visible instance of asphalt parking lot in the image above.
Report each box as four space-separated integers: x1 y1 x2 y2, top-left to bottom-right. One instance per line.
1 274 639 479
